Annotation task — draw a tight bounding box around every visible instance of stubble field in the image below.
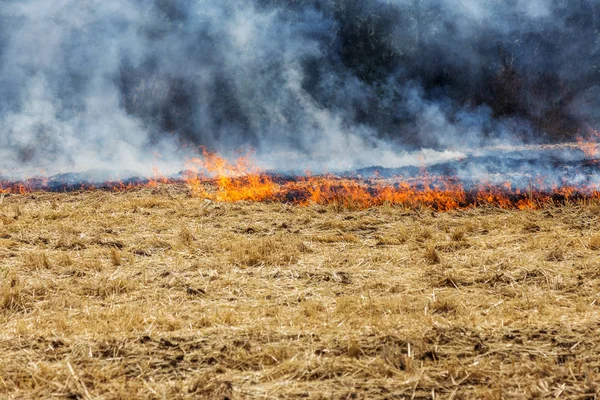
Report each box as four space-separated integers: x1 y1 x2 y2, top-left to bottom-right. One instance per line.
1 185 600 399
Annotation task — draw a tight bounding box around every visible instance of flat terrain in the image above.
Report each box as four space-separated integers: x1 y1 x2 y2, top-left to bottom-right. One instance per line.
1 185 600 399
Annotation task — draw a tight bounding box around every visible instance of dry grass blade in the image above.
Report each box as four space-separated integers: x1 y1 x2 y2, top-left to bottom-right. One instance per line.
589 235 600 250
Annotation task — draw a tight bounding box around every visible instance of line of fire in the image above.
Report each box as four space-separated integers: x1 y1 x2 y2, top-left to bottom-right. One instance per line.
2 129 600 211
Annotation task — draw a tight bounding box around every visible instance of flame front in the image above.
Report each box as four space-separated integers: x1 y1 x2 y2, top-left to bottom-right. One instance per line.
2 148 600 211
184 150 280 202
181 151 600 210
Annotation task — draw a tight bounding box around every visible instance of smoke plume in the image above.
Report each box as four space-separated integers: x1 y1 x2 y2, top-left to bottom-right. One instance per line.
1 0 599 176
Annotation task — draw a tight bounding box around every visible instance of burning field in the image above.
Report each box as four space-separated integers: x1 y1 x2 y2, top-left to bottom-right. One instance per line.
2 146 600 399
2 0 600 398
3 137 600 211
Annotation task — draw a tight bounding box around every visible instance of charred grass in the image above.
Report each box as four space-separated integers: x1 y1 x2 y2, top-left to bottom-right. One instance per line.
1 185 600 399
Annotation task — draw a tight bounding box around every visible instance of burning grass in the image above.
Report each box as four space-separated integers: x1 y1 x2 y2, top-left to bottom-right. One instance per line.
1 185 600 399
183 152 600 210
4 145 600 211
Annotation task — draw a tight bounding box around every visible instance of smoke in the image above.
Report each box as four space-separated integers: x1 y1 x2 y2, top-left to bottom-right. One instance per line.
0 0 599 176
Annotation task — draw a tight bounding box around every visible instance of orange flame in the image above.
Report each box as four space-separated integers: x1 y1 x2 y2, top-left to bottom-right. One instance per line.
2 149 600 211
184 150 279 202
182 150 600 210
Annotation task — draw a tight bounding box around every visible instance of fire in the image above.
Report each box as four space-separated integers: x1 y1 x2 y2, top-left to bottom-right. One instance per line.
292 177 468 211
184 150 279 202
182 151 600 210
2 148 600 211
147 166 169 187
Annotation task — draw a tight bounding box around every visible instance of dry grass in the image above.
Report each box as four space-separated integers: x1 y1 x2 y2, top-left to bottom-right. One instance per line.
590 235 600 250
1 185 600 399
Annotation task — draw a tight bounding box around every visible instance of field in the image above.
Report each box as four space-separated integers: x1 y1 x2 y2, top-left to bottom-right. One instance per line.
1 185 600 399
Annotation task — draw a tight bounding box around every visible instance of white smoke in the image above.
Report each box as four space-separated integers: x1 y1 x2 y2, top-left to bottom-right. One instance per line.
0 0 597 178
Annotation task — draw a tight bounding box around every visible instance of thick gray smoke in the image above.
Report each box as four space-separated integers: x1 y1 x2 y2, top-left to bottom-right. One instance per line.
1 0 599 177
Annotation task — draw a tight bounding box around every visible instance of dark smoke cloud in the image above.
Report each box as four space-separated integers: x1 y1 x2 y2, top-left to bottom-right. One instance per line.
0 0 599 176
